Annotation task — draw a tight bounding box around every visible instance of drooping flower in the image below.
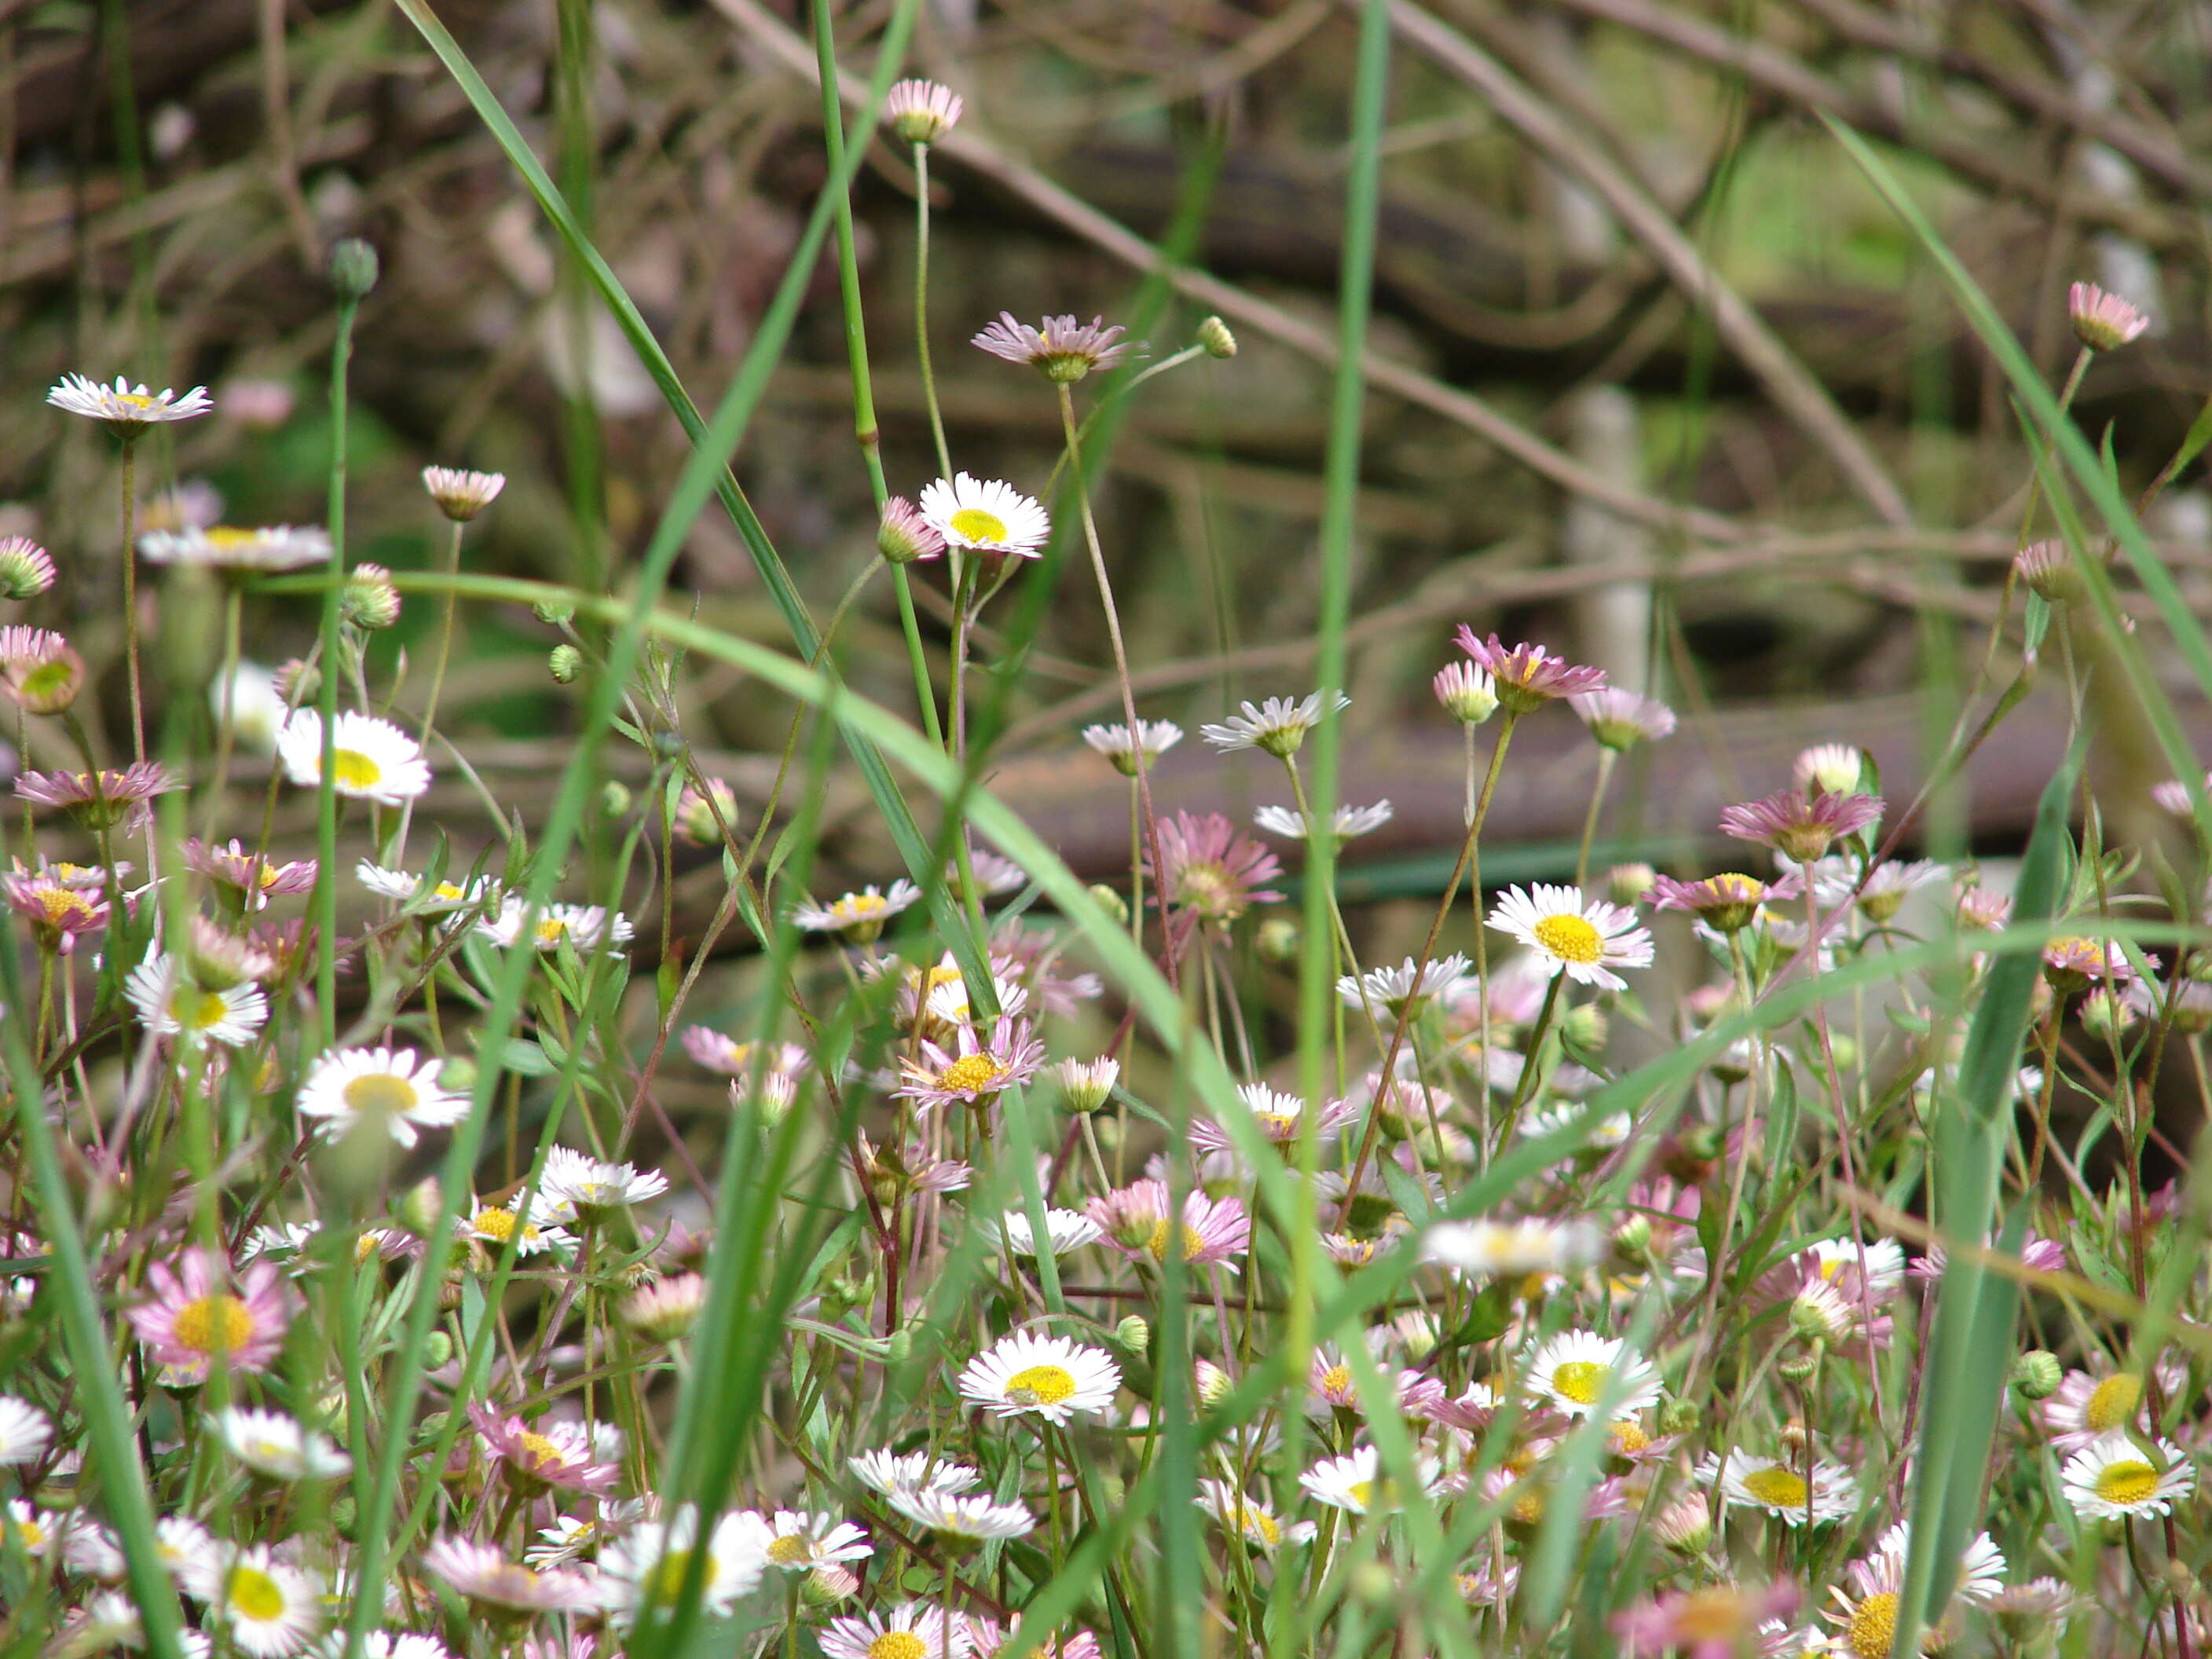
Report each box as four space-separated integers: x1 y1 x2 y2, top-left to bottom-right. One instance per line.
1644 870 1804 933
1452 632 1607 714
0 625 81 713
48 372 212 433
958 1331 1121 1423
2069 280 2151 351
971 312 1133 382
125 1247 300 1385
917 474 1050 557
1488 884 1654 991
1198 690 1350 757
1144 810 1284 928
276 709 431 804
1719 787 1883 862
1256 800 1393 843
14 761 179 832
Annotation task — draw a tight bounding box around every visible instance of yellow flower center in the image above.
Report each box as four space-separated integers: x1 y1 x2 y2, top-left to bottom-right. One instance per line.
1610 1420 1650 1455
833 892 889 921
1236 1503 1279 1546
1739 1467 1808 1508
1258 1113 1298 1138
2085 1373 2141 1432
517 1430 566 1471
948 507 1009 544
766 1534 813 1566
1319 1364 1352 1395
12 1516 44 1549
332 749 383 790
205 527 258 548
174 1293 255 1354
1549 1359 1608 1404
1510 1485 1544 1525
535 917 571 945
2096 1459 2159 1507
1346 1479 1377 1509
1846 1591 1898 1659
937 1054 1007 1095
1705 873 1762 901
434 881 468 901
36 888 90 925
1531 914 1603 964
169 987 234 1031
1004 1363 1078 1406
473 1207 516 1241
1145 1220 1208 1262
342 1072 420 1117
1671 1589 1749 1643
648 1547 704 1602
870 1634 928 1659
115 392 156 410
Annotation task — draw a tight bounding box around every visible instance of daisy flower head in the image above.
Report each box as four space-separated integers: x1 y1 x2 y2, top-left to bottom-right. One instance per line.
465 1196 575 1260
0 1395 52 1466
15 760 179 832
681 1027 808 1081
185 837 318 911
1844 858 1948 924
422 465 506 522
419 1534 602 1616
884 79 963 145
1615 1583 1800 1659
624 1270 708 1342
2069 280 2152 351
597 1505 767 1621
190 1544 324 1656
971 311 1133 383
1088 1178 1249 1269
471 1403 621 1495
877 494 947 566
0 536 56 600
276 709 430 804
125 1247 299 1385
138 524 331 574
1080 717 1183 775
887 1488 1034 1544
1452 631 1607 714
1257 799 1393 843
49 372 212 434
1704 1448 1856 1525
847 1448 981 1498
1645 870 1804 933
1337 951 1469 1016
1570 688 1675 751
1719 787 1883 862
1421 1218 1602 1278
211 1406 350 1481
958 1331 1121 1423
895 1019 1046 1115
793 880 922 942
1522 1330 1662 1419
295 1044 468 1148
124 950 268 1048
1057 1054 1119 1113
918 473 1049 557
738 1509 872 1573
1196 1479 1314 1551
2 864 112 955
1188 1082 1356 1154
819 1605 968 1659
0 626 81 715
1145 810 1284 928
2062 1433 2195 1519
1792 742 1867 797
357 859 499 914
1298 1445 1441 1514
985 1207 1104 1258
2041 934 2145 994
540 1144 668 1219
2013 537 2103 605
1198 690 1350 758
477 897 635 953
2042 1359 2183 1453
1862 1522 2006 1606
1488 884 1653 991
1433 660 1499 726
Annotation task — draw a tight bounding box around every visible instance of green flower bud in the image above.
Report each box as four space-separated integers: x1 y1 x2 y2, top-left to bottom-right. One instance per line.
1086 883 1129 927
328 237 380 302
601 780 632 818
532 596 575 626
1197 317 1237 359
2012 1350 2064 1401
548 643 583 683
1117 1315 1150 1356
1255 917 1301 965
1657 1398 1701 1437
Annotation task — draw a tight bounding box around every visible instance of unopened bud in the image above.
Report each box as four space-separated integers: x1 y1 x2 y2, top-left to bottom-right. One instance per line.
1611 1214 1653 1261
877 496 945 566
676 778 738 848
548 643 583 683
423 1331 454 1370
1086 884 1129 927
1197 317 1237 359
342 562 401 630
1777 1351 1819 1381
328 237 380 302
273 658 318 705
1059 1057 1119 1114
2012 1350 2063 1401
1192 1356 1228 1403
1607 862 1657 907
600 781 632 818
1657 1399 1700 1437
400 1176 443 1237
438 1057 478 1094
533 596 575 626
0 539 54 601
1254 917 1301 965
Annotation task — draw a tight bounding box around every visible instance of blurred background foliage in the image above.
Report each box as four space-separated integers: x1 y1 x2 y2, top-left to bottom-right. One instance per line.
2 0 2208 904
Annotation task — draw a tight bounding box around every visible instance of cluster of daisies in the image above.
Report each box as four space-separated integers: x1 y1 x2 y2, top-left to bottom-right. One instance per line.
5 251 2205 1659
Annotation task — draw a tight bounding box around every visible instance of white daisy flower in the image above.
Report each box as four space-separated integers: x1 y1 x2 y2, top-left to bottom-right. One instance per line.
1421 1218 1602 1277
957 1331 1121 1424
1486 883 1654 991
818 1605 967 1659
276 709 431 804
736 1509 873 1572
156 1514 219 1579
1522 1330 1662 1419
1199 690 1351 757
464 1196 576 1259
886 1488 1035 1541
1705 1448 1856 1525
1860 1521 2005 1605
793 881 922 939
209 661 288 753
48 372 212 430
847 1448 982 1498
476 897 634 952
917 473 1050 557
984 1208 1104 1258
1080 719 1183 775
597 1506 764 1621
1336 952 1470 1014
539 1145 668 1216
2060 1433 2196 1518
1297 1445 1441 1514
188 1544 325 1656
0 1396 52 1467
1196 1478 1314 1550
1805 1236 1906 1302
295 1045 468 1148
138 525 331 573
211 1407 350 1481
422 466 506 522
357 860 499 913
1517 1102 1632 1149
123 951 268 1047
1255 799 1393 842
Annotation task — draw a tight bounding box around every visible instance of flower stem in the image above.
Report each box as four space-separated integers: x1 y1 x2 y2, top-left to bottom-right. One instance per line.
313 290 362 1046
119 442 144 764
1573 747 1617 891
914 142 952 482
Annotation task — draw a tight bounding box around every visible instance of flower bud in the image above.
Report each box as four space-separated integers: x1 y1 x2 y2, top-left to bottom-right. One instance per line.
1777 1351 1819 1381
548 643 583 683
1433 662 1499 726
2012 1350 2063 1401
328 237 380 302
1657 1398 1700 1436
342 562 401 630
439 1057 478 1094
423 1331 455 1370
1192 1357 1229 1403
1255 917 1301 964
676 778 738 848
533 596 575 626
601 780 632 818
1197 317 1237 359
1059 1057 1119 1114
400 1176 443 1236
1086 883 1129 926
0 537 55 600
1606 862 1657 907
877 496 945 566
273 658 318 705
1611 1214 1654 1262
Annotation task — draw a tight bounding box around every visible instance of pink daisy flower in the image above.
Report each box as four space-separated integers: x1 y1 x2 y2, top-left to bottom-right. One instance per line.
419 1535 601 1614
124 1247 299 1385
1569 688 1675 750
1644 870 1804 933
1718 786 1884 862
469 1403 621 1495
1451 631 1607 714
14 761 181 833
971 312 1133 383
884 79 963 145
2042 1358 2188 1454
2069 280 2150 351
1088 1178 1249 1270
1144 810 1284 932
2042 934 2151 991
1 867 112 955
183 838 318 912
894 1020 1046 1114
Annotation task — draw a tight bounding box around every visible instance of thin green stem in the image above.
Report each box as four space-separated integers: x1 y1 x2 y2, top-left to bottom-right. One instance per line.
1573 747 1617 890
914 142 953 481
200 583 244 843
314 294 361 1048
120 442 143 764
396 517 468 865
